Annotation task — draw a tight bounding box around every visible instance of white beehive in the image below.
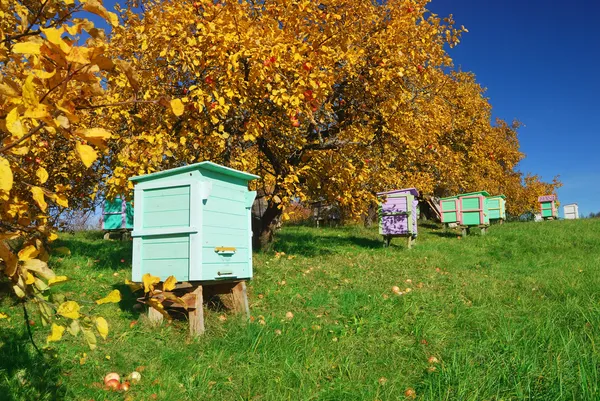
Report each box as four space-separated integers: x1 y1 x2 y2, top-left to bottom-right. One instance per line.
563 203 579 220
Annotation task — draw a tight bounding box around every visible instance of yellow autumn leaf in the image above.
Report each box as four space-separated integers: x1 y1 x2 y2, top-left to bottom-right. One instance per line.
95 317 109 340
65 47 91 64
54 194 69 208
148 297 170 319
57 301 81 319
12 42 42 55
18 245 40 261
142 273 161 293
170 98 185 116
0 157 13 199
23 259 55 280
53 247 71 256
22 75 38 107
32 69 56 79
31 186 48 212
46 323 65 343
6 107 24 137
75 143 98 168
125 279 143 292
163 275 177 291
82 327 97 350
13 285 26 298
77 127 112 148
41 27 71 53
82 0 119 27
25 272 35 285
48 276 69 286
24 103 50 119
48 232 58 242
0 313 9 319
36 167 49 184
95 289 121 305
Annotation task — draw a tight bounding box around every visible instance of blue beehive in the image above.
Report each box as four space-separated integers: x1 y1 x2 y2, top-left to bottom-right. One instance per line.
129 162 259 282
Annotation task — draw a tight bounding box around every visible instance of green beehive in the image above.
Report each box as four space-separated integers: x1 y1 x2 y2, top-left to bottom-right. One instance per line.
439 195 460 224
129 162 259 283
458 191 490 226
486 195 506 222
538 195 558 220
102 197 134 230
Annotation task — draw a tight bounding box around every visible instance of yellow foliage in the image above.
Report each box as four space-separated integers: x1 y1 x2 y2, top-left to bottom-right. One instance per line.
163 275 177 291
95 289 122 305
18 245 39 261
46 323 66 343
75 143 98 168
142 273 161 293
95 317 109 340
48 276 69 286
57 301 81 320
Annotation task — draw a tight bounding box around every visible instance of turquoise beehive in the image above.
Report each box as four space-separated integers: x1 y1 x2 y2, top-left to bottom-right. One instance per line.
129 162 259 283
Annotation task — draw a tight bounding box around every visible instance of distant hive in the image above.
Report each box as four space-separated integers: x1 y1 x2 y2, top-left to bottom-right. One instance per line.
377 188 419 248
563 203 579 220
538 195 558 220
440 191 496 236
102 196 134 240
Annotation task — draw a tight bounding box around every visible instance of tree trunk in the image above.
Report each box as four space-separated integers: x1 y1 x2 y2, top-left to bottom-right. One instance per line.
252 200 282 250
363 202 379 227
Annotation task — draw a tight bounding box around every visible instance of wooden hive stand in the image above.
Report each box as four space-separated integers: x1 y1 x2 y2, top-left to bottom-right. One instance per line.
145 281 250 336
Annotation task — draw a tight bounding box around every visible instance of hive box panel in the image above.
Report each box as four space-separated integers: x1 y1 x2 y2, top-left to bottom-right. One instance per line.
102 197 134 230
440 197 459 224
460 195 489 226
130 162 258 283
486 195 506 221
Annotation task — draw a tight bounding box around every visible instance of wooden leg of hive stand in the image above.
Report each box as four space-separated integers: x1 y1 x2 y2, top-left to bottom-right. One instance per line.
231 282 250 319
103 231 110 240
406 236 412 249
189 285 205 336
147 305 163 326
461 227 468 237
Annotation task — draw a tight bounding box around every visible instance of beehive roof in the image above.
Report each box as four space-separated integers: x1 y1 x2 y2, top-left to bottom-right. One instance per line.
376 188 419 197
458 191 491 197
129 161 260 183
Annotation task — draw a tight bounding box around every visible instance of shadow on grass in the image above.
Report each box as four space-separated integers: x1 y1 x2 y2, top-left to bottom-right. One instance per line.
272 230 382 256
0 326 65 401
429 231 459 238
54 233 132 270
419 221 442 229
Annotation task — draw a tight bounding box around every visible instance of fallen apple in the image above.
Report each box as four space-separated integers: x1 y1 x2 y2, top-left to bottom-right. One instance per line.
120 381 130 392
129 371 142 384
105 379 120 391
104 372 120 385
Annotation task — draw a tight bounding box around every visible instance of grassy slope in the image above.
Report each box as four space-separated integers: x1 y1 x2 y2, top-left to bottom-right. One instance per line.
1 219 600 400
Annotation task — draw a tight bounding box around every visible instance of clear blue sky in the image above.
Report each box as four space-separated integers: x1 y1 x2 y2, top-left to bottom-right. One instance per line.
96 0 599 217
428 0 600 217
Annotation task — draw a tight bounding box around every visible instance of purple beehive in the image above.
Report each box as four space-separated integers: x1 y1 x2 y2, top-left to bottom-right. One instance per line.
377 188 419 247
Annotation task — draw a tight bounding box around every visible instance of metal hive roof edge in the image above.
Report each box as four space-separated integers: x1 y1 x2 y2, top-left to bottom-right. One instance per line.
129 161 260 182
376 188 419 197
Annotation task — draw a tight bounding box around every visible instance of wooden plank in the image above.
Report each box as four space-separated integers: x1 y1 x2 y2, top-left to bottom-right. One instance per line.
231 281 250 319
189 285 204 336
148 305 164 326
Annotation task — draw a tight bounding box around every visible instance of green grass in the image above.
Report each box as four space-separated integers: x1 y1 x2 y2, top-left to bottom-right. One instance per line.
1 219 600 400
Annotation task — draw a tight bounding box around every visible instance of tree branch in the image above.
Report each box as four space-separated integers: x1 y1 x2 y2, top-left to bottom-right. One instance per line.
0 123 45 154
